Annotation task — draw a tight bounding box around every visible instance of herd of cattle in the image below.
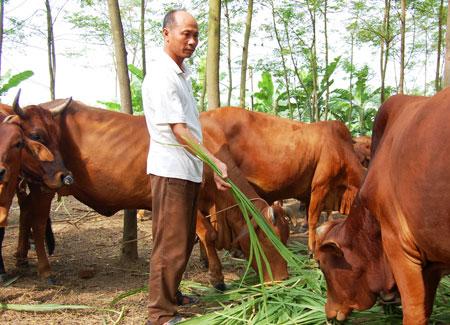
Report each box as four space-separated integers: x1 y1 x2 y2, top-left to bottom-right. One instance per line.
0 88 448 324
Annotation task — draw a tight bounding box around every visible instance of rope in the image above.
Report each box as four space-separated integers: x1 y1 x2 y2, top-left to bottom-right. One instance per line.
5 199 270 260
203 197 268 220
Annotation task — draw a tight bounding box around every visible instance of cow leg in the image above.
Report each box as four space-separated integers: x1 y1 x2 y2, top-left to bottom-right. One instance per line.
196 213 225 291
15 190 31 268
0 227 6 282
17 185 55 283
382 232 432 325
308 185 329 253
299 201 309 233
198 240 208 269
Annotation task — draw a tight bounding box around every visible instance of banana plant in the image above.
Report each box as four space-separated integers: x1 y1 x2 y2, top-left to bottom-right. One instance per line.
98 64 143 114
329 65 380 136
0 70 34 98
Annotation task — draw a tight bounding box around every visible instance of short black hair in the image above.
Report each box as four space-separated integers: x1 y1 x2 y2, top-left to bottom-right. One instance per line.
163 9 187 29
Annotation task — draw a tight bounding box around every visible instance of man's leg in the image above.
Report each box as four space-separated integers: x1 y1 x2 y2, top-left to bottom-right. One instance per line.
148 175 200 325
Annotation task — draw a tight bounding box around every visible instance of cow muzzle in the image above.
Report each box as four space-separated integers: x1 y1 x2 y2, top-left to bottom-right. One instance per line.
325 302 352 322
44 171 74 189
62 173 74 186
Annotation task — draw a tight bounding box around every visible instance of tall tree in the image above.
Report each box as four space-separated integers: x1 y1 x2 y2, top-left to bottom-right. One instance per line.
223 0 232 106
322 0 330 119
239 0 253 108
380 0 392 103
107 0 137 261
399 0 406 93
0 0 4 78
140 0 146 77
206 0 221 109
306 0 319 121
436 0 445 91
444 0 450 87
270 0 292 119
45 0 56 100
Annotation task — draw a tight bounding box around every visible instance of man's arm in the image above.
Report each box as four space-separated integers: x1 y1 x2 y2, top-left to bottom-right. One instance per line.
170 123 231 191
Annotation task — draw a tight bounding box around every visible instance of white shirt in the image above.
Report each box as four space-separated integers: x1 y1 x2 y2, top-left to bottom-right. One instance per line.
142 50 203 183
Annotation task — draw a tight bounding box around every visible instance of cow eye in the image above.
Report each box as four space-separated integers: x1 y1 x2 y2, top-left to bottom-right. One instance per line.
30 133 42 142
15 141 24 149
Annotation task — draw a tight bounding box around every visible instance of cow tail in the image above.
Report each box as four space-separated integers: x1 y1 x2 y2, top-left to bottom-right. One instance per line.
45 218 55 256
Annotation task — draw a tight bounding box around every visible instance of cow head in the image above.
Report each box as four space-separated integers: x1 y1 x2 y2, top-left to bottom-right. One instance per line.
234 204 290 283
12 90 73 189
314 197 396 321
0 115 61 226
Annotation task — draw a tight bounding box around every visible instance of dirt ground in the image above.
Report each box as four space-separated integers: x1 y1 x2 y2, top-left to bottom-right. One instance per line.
0 196 253 324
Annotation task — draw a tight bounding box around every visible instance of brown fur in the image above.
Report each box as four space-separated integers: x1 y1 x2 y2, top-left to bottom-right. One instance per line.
200 107 364 251
316 91 450 324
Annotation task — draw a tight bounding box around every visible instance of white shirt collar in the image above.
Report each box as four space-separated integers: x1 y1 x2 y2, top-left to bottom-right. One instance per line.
161 50 191 78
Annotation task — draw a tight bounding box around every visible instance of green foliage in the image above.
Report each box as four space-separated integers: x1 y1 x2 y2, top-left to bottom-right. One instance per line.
98 64 143 115
329 65 380 136
0 70 34 98
253 71 275 114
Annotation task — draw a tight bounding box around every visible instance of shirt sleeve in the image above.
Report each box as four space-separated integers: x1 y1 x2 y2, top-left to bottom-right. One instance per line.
143 71 186 125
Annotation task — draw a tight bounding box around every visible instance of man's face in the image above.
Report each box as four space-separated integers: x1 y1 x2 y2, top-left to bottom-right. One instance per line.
163 12 199 62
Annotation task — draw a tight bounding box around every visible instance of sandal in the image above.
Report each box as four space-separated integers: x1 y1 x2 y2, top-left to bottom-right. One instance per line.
176 290 199 306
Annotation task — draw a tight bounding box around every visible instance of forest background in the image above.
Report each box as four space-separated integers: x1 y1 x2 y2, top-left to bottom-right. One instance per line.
1 0 449 137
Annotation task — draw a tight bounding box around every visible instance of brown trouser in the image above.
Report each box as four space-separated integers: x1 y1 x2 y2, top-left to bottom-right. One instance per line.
148 175 200 325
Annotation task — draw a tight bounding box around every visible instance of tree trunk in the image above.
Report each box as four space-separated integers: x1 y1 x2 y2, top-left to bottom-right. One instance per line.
0 0 4 78
380 0 391 103
249 66 254 110
270 0 292 119
399 0 406 94
425 29 428 94
140 0 146 77
307 1 319 121
206 0 221 109
45 0 56 100
323 0 329 120
107 0 138 261
444 0 450 87
349 32 354 119
239 0 253 108
224 1 232 106
200 61 207 111
438 0 446 89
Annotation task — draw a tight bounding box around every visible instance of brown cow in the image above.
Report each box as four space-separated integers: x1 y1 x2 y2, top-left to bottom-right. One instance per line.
12 99 289 285
0 99 71 281
352 135 371 168
200 107 364 251
315 91 450 324
195 132 289 289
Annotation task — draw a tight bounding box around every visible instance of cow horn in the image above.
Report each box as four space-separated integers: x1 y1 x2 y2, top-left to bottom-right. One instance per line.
12 89 27 119
268 206 275 224
50 97 72 116
3 115 18 124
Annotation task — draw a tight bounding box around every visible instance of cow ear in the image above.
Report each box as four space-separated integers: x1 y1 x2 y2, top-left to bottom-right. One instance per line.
319 240 344 257
24 139 54 162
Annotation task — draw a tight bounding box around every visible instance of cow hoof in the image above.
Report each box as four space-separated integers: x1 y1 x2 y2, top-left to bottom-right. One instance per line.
214 283 226 292
46 276 58 285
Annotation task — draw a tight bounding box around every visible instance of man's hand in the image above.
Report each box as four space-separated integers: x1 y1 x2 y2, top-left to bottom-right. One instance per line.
213 158 231 191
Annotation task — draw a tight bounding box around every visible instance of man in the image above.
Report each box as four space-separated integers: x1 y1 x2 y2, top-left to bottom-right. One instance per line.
142 9 230 325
